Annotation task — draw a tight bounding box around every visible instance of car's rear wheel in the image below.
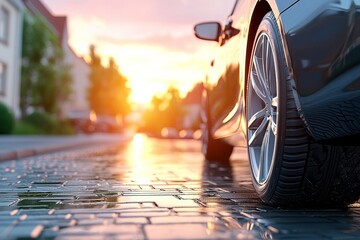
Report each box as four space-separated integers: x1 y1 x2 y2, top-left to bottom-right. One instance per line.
247 12 360 207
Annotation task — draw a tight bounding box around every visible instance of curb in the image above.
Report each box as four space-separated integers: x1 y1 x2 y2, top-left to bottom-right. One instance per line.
0 134 133 162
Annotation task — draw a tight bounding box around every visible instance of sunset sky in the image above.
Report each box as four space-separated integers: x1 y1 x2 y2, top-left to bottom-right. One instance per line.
42 0 235 105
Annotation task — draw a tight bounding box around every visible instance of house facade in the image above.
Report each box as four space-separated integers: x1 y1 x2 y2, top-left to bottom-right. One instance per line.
61 18 90 115
23 0 90 116
0 0 23 116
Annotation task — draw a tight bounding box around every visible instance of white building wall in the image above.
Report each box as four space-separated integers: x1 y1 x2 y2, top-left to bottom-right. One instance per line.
0 0 23 117
61 27 90 115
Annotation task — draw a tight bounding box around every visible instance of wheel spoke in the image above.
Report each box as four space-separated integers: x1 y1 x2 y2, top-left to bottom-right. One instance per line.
253 56 267 92
249 116 269 147
259 126 271 182
248 107 267 130
263 37 270 85
270 115 277 135
250 67 267 102
271 96 278 108
268 52 276 96
253 56 271 101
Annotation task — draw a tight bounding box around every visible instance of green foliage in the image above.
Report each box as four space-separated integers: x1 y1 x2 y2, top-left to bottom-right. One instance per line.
23 111 58 134
164 87 184 128
88 45 131 118
20 14 72 116
56 119 75 135
12 121 44 135
0 102 15 134
141 86 185 134
13 117 75 135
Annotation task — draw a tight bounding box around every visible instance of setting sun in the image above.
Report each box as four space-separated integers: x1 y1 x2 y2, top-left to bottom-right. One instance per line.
42 0 235 106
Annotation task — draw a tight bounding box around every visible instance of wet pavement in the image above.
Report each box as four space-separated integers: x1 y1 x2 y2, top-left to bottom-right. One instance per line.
1 134 360 239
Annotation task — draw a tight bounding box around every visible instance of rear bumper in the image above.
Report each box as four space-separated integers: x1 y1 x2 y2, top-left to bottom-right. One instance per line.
300 64 360 141
280 0 360 141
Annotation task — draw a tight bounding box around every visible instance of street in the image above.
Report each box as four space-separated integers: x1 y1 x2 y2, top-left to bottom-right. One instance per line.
1 134 360 239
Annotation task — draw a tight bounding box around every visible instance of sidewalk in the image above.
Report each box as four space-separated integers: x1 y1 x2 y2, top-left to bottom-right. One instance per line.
0 132 133 161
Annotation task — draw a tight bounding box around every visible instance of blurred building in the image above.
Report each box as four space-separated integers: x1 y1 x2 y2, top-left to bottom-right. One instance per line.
59 16 90 115
0 0 23 116
23 0 90 116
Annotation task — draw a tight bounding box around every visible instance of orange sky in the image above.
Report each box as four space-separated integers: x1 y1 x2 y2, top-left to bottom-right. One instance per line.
43 0 235 105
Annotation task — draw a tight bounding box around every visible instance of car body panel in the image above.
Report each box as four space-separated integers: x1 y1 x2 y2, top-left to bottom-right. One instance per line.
205 0 297 146
282 0 360 141
203 0 360 144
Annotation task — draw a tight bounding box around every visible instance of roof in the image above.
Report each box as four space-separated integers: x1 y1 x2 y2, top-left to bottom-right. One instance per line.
22 0 67 43
52 16 67 43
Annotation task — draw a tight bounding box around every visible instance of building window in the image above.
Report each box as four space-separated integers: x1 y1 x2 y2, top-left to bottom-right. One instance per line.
0 7 9 44
0 62 6 95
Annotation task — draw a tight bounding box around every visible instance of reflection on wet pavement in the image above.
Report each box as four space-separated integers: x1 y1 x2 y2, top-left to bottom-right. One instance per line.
0 134 360 239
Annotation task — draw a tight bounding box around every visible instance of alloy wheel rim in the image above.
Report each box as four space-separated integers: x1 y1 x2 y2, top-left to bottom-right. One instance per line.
247 33 278 185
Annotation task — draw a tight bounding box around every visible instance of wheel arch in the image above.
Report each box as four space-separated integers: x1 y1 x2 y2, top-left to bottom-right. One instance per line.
243 1 301 133
245 1 272 95
244 1 295 100
243 1 304 126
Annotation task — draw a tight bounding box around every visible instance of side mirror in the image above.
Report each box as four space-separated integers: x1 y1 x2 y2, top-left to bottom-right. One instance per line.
194 22 221 42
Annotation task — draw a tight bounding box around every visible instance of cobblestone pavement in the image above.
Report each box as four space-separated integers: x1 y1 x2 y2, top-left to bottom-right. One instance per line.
1 134 360 239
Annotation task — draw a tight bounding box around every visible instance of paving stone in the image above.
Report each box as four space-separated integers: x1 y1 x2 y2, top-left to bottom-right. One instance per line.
76 218 106 226
120 210 172 217
57 224 143 237
0 136 360 239
115 217 148 224
145 223 221 240
4 223 44 239
151 216 216 224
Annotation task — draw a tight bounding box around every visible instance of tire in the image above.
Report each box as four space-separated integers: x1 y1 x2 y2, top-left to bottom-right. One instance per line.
246 12 360 207
201 98 233 162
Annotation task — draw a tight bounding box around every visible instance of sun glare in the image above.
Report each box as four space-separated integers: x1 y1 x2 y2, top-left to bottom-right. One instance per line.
47 0 229 109
130 88 160 105
69 31 213 106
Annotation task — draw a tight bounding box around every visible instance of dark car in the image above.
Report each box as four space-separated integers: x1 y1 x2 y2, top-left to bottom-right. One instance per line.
95 115 123 133
67 111 97 134
194 0 360 207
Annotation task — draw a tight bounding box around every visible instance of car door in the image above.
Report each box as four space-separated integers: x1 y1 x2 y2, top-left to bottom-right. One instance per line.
207 2 243 140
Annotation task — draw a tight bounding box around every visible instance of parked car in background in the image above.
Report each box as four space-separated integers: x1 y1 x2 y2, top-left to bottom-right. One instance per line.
67 111 97 134
194 0 360 207
95 115 123 133
161 127 179 139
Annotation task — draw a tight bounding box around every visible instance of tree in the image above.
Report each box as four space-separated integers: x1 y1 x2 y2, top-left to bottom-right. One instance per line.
20 14 72 116
141 86 185 134
163 87 184 129
88 45 131 119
